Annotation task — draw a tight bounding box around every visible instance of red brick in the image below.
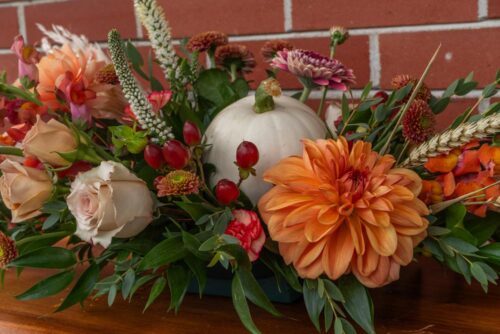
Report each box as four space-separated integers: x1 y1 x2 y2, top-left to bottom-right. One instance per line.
0 54 18 81
489 0 500 18
25 0 137 43
155 0 283 38
245 36 370 90
380 28 500 89
0 8 19 48
293 0 477 31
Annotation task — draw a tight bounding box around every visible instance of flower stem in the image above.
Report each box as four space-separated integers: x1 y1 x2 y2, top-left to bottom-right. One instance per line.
316 42 338 116
229 63 238 82
299 85 312 103
0 146 23 157
379 44 441 156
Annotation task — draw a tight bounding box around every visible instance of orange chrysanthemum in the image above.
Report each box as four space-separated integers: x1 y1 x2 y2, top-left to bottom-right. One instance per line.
258 138 429 288
155 170 200 197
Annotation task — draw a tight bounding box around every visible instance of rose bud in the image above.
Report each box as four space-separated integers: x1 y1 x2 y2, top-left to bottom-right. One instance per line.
183 121 202 146
162 139 191 170
215 179 240 205
144 144 164 169
236 141 259 169
370 91 389 112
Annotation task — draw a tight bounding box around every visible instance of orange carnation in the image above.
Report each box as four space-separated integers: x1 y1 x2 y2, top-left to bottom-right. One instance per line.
258 138 429 287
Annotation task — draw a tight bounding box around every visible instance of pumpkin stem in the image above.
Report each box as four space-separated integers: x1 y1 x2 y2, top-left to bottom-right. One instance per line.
253 78 281 113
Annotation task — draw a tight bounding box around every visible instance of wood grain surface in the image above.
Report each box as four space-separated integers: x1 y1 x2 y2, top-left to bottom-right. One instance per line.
0 258 498 334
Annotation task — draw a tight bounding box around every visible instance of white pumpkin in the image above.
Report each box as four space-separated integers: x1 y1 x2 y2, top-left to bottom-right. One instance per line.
204 94 326 204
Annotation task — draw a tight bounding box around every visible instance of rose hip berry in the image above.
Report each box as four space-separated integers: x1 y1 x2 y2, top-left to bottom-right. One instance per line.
162 139 191 170
23 156 43 169
236 141 259 169
144 144 164 169
183 121 202 146
215 179 240 205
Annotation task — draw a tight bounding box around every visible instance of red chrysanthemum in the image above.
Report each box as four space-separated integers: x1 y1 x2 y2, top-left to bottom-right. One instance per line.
391 74 432 102
0 232 17 268
261 39 294 62
187 31 228 53
215 44 256 73
402 99 435 144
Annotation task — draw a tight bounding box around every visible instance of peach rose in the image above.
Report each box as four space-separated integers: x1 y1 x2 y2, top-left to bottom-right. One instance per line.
22 116 77 166
224 209 266 261
0 159 53 222
67 161 154 247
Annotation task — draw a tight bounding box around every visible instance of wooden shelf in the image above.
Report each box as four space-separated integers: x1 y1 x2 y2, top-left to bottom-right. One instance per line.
0 258 498 333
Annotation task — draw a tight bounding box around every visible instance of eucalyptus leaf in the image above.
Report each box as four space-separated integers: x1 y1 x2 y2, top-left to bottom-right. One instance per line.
237 269 281 317
232 274 261 334
56 263 100 312
10 247 76 269
338 275 375 334
143 277 167 312
16 270 75 301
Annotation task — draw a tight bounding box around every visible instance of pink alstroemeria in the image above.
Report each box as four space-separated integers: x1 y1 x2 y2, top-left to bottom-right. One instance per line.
147 90 172 113
57 71 96 124
10 35 41 82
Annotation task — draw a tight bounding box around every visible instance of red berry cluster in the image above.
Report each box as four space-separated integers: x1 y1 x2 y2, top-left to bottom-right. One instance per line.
144 121 202 170
214 140 260 205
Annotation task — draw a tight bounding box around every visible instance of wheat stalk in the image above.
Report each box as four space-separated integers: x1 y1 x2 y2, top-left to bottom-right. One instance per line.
400 113 500 168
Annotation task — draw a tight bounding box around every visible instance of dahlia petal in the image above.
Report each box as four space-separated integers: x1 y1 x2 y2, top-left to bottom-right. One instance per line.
372 211 391 227
388 185 415 201
372 185 392 197
269 221 305 243
317 206 341 225
370 197 394 211
295 238 328 268
354 256 391 288
353 245 379 277
348 214 365 254
265 191 315 211
322 224 354 280
305 220 337 242
390 204 426 227
389 168 422 195
364 224 398 256
392 235 413 265
284 205 322 227
357 208 378 226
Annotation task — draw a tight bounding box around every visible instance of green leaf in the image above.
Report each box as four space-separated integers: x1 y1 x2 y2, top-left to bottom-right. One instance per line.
175 201 213 221
338 275 375 334
57 263 100 312
443 79 460 98
10 247 76 269
478 243 500 265
109 125 148 154
184 255 207 295
430 97 450 114
232 78 250 99
167 265 190 313
324 301 334 332
341 94 350 122
237 269 281 317
121 269 135 300
232 274 261 334
428 226 451 237
340 319 357 334
360 82 373 100
456 255 471 284
334 317 343 334
16 270 75 301
129 275 155 300
465 212 500 245
442 236 478 254
139 236 186 270
42 214 60 230
476 262 498 283
470 262 488 288
445 203 467 229
107 284 117 306
143 277 167 312
218 244 251 271
16 231 71 255
482 82 498 98
455 81 478 96
303 280 325 332
323 279 345 303
393 83 413 102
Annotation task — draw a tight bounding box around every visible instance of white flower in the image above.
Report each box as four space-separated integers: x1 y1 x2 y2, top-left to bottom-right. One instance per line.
67 161 154 247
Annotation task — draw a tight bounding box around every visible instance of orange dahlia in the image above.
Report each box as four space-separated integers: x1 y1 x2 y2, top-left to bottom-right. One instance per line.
258 138 429 287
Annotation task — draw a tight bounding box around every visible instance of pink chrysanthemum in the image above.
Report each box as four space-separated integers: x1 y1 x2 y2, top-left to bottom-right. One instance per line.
402 99 435 144
154 170 200 197
271 49 355 91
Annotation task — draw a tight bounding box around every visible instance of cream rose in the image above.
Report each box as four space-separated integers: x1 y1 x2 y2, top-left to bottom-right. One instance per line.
23 116 77 166
0 159 53 222
67 161 154 247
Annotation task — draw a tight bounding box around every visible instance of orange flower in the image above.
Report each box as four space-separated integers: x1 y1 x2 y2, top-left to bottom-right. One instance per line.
37 44 126 121
424 148 460 173
478 143 500 176
454 171 500 217
258 138 429 287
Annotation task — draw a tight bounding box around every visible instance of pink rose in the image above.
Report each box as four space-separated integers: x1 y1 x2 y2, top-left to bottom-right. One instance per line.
224 209 266 261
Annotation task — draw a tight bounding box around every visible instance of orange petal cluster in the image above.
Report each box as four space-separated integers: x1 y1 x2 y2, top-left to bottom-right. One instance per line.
258 138 429 288
422 141 500 217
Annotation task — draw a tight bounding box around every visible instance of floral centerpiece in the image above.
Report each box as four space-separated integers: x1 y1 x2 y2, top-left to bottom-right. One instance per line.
0 1 499 333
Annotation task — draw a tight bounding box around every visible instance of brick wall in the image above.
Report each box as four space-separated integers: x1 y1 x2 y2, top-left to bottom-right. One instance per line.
0 0 499 128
